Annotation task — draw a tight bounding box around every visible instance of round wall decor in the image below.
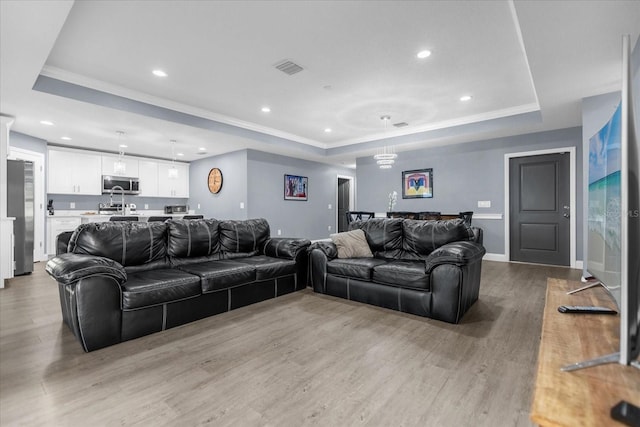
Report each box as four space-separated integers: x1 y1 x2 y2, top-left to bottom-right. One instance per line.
208 168 223 194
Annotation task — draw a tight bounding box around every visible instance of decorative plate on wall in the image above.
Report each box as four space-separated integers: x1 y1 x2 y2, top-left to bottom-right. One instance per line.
208 168 223 194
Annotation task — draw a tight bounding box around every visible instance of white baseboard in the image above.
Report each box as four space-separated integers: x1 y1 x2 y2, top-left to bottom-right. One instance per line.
483 253 509 262
483 253 585 270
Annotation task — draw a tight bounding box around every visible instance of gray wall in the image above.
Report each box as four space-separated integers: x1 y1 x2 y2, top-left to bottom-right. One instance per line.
189 149 353 239
356 127 583 257
246 150 353 239
188 150 248 220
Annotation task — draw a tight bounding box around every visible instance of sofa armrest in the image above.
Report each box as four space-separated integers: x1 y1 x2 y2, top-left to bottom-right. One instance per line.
308 240 338 260
424 241 486 273
46 253 127 286
263 237 311 259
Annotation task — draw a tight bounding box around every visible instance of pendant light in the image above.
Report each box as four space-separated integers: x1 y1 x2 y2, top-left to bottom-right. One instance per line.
113 131 126 174
168 139 178 179
373 115 397 169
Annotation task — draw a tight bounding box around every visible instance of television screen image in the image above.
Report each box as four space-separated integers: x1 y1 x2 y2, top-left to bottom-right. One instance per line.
588 103 622 298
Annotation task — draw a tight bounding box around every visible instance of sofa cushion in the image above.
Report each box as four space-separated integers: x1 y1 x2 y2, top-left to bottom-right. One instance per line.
219 218 270 256
232 255 297 280
330 229 373 258
402 218 475 256
327 258 388 281
121 269 201 310
349 218 403 254
372 260 430 290
69 221 168 268
178 260 256 293
167 219 220 258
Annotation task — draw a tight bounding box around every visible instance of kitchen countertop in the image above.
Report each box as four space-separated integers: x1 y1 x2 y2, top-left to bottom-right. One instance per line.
48 210 196 219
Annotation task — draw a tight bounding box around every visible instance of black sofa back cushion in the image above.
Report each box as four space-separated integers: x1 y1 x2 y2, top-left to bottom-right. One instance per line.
219 218 270 255
167 219 220 258
402 218 475 256
68 221 168 267
349 218 403 253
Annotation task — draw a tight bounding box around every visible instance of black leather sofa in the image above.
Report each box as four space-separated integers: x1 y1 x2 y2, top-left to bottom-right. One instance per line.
308 218 486 323
46 218 310 352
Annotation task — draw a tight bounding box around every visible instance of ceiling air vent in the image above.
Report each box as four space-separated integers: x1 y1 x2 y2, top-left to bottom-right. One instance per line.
274 60 304 75
393 122 409 128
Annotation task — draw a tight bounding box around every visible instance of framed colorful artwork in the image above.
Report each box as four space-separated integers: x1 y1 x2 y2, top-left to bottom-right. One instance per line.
402 168 433 199
284 174 308 201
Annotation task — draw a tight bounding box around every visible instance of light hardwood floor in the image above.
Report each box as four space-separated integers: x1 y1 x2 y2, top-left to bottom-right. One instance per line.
0 261 581 426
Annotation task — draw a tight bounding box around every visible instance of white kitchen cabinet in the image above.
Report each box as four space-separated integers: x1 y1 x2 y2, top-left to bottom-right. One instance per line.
157 162 189 198
46 216 81 255
138 160 159 196
101 155 139 177
48 149 102 195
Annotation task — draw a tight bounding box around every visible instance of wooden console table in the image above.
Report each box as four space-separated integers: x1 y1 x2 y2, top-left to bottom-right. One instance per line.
530 278 640 426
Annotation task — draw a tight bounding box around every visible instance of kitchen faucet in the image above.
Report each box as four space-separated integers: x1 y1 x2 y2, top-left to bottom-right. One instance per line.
111 185 126 215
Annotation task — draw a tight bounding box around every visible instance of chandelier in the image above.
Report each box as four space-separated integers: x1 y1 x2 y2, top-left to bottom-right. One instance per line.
373 115 397 169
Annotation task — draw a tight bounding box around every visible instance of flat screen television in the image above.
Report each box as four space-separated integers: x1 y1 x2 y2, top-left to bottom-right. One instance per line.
570 34 640 370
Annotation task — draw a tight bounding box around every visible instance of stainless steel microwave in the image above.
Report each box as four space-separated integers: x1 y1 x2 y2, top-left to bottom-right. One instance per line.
102 175 140 195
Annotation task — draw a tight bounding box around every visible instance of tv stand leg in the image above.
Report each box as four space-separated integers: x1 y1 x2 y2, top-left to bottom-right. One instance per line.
566 281 602 295
561 352 619 371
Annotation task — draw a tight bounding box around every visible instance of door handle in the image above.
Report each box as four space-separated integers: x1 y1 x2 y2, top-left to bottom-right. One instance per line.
563 205 570 210
563 213 570 218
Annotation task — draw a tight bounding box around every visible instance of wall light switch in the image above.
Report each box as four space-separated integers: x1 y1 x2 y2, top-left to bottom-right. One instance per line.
197 204 201 209
240 202 245 209
70 202 75 209
328 225 332 231
277 229 282 236
328 204 332 209
144 204 149 210
478 200 491 208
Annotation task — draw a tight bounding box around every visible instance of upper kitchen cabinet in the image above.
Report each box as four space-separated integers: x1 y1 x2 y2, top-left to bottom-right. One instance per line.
138 160 159 197
101 155 139 177
48 148 102 195
157 161 189 198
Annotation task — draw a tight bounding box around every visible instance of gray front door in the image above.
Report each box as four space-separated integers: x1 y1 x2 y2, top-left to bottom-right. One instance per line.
509 153 570 266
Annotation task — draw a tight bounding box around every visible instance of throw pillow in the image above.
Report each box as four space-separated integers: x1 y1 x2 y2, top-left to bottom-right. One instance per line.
330 229 373 258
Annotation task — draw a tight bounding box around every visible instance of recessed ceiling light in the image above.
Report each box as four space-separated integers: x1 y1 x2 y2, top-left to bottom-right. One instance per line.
460 95 473 102
40 120 54 126
198 147 206 151
324 128 332 133
177 152 184 157
261 106 271 113
119 144 128 148
152 69 168 77
416 50 432 59
61 136 72 141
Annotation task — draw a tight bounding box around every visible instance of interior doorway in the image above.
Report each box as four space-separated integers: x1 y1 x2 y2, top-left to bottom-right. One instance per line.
504 147 576 267
337 175 354 232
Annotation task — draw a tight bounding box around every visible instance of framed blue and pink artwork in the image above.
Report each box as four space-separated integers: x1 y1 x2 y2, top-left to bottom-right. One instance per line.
402 168 433 199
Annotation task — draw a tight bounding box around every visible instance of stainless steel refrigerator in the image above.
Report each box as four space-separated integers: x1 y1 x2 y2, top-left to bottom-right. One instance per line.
7 159 34 275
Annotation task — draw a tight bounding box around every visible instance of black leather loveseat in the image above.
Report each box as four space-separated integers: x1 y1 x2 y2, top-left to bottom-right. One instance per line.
308 218 485 323
46 218 310 352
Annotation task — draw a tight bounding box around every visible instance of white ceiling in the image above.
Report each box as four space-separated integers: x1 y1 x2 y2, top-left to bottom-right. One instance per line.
1 0 639 166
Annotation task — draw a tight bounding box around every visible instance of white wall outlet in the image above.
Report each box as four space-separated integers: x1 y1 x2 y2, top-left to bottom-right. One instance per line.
197 204 201 209
144 204 149 210
478 200 491 208
328 225 332 231
240 202 245 209
70 202 75 209
328 204 332 209
277 229 282 236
